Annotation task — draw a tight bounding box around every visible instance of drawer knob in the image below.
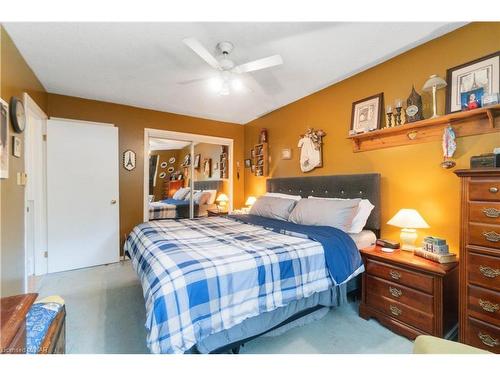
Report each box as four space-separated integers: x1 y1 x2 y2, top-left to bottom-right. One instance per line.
489 187 499 194
389 305 402 316
479 265 500 279
389 286 402 298
389 270 401 280
482 208 500 218
483 231 500 243
478 332 499 348
479 299 500 313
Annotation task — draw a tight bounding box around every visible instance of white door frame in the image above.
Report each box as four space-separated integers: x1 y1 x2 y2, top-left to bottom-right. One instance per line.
23 93 48 290
143 128 234 222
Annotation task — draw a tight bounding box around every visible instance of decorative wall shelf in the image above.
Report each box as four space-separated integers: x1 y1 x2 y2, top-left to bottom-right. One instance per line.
348 104 500 152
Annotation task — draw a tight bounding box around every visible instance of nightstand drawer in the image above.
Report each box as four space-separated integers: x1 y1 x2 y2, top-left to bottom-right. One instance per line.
469 179 500 202
466 316 500 353
366 275 434 314
469 202 500 224
468 285 500 326
467 252 500 291
365 259 434 294
366 293 434 334
468 223 500 249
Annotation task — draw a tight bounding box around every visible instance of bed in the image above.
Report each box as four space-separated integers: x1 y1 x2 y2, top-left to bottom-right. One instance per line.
148 180 222 220
127 173 380 353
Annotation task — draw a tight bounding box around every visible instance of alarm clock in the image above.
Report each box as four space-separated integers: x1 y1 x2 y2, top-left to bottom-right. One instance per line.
9 97 26 133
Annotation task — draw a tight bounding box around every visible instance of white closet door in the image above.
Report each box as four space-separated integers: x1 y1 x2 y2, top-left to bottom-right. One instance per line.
47 119 119 273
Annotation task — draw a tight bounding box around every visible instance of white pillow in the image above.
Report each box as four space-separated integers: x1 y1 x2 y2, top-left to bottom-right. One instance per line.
308 196 375 234
289 198 361 232
203 189 217 204
265 192 302 201
193 191 211 205
173 187 190 200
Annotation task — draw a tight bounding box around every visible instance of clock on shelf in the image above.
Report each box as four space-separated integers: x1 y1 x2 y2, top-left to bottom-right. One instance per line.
9 97 26 133
405 86 423 123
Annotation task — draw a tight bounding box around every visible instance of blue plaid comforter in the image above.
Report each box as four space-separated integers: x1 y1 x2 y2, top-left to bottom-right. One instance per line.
125 216 362 354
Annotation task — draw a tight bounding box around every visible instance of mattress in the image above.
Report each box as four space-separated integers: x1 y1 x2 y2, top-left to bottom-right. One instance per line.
350 229 376 249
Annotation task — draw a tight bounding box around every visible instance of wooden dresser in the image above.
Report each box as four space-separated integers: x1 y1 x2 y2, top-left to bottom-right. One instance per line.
359 246 458 340
455 169 500 353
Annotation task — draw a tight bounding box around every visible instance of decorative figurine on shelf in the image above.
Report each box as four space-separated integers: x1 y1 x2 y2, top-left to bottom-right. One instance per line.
394 98 403 126
259 128 268 143
405 86 424 123
440 126 457 169
385 105 393 128
298 128 326 173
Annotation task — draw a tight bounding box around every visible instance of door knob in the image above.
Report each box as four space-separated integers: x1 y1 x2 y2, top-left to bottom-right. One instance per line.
111 200 117 205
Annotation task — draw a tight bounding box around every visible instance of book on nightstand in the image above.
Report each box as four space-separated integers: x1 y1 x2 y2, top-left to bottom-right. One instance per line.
414 247 457 264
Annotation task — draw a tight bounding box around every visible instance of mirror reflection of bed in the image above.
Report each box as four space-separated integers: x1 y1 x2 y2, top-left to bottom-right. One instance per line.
148 137 230 220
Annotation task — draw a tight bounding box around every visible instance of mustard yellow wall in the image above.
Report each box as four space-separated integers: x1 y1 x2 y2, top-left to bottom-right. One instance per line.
1 26 48 296
244 22 500 253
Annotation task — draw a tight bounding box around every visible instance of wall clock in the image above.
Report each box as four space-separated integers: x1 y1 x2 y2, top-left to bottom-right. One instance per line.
9 97 26 133
123 150 136 171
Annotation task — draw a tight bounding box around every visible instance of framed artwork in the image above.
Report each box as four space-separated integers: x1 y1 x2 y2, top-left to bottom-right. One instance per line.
0 98 9 178
350 93 383 134
194 153 201 169
123 150 136 171
203 158 212 178
182 153 191 166
446 51 500 113
244 158 252 168
250 149 255 158
12 136 21 158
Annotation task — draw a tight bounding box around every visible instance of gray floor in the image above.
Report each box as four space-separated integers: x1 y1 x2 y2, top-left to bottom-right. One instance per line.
37 261 413 354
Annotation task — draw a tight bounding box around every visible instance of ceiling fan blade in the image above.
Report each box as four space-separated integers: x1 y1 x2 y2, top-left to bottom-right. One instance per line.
177 77 211 85
232 55 283 74
183 37 221 70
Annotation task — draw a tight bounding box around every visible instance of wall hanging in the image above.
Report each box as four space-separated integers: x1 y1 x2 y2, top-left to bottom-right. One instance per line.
0 98 9 179
441 126 456 169
12 136 21 158
298 128 326 173
194 154 201 169
169 156 176 164
123 150 136 171
203 158 212 178
160 161 167 168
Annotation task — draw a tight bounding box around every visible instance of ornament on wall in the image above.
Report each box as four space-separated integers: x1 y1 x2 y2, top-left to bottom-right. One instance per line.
123 150 136 171
298 128 326 173
440 126 457 169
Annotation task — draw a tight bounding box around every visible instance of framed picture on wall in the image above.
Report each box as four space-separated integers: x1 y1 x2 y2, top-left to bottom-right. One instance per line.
12 136 21 158
203 158 212 178
350 93 383 134
244 158 252 168
446 51 500 113
1 98 10 179
194 154 201 169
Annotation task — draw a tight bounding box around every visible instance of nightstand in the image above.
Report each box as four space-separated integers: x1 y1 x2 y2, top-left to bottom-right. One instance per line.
207 209 228 217
359 246 459 340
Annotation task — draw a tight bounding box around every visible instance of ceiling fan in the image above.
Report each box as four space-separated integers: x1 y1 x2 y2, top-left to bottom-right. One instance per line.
181 37 283 95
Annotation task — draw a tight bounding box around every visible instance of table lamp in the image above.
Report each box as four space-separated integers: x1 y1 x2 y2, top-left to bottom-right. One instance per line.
387 209 429 251
216 193 229 212
422 74 447 118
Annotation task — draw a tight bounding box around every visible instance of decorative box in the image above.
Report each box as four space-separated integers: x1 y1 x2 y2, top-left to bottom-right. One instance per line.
470 153 500 169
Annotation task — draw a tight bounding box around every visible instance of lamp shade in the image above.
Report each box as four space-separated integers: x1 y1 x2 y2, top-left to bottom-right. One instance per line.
422 74 447 92
245 196 257 206
216 193 229 203
387 209 429 229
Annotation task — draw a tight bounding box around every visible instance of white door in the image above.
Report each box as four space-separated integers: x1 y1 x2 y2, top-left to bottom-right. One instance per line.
47 119 119 273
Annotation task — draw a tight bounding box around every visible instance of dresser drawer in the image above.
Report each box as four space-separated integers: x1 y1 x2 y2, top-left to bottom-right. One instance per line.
365 259 434 294
366 293 434 333
466 316 500 353
468 285 500 326
469 179 500 202
469 202 500 224
468 223 500 249
467 251 500 291
366 275 434 314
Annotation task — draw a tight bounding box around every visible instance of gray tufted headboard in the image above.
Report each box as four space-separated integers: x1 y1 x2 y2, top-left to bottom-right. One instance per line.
194 180 224 192
266 173 381 233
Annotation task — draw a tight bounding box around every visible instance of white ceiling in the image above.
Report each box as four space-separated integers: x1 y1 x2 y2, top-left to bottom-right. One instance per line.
149 138 191 151
4 22 465 124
